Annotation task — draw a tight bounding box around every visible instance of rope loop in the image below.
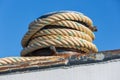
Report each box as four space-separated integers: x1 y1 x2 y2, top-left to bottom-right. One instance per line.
21 11 98 56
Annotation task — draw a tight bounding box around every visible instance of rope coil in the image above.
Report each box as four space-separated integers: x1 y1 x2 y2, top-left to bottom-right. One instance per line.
21 11 98 56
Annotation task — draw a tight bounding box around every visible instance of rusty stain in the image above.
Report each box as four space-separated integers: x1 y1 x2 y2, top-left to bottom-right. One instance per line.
0 49 120 73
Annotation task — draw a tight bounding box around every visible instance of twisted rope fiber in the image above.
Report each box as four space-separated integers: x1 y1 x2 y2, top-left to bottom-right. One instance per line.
22 12 94 47
0 11 98 67
0 56 64 66
21 11 98 56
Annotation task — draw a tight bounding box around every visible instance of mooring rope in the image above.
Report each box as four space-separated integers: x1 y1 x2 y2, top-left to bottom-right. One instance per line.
0 56 65 66
21 11 98 56
0 11 98 68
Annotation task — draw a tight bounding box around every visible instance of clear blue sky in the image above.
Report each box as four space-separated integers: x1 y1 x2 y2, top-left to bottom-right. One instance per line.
0 0 120 57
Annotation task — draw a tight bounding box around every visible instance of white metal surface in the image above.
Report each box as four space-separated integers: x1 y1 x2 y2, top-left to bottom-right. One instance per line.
0 60 120 80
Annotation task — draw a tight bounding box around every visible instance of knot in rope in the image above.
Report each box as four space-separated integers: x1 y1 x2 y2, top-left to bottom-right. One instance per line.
21 11 98 56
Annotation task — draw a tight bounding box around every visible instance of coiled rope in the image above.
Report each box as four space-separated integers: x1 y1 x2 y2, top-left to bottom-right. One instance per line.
21 11 98 56
0 11 98 69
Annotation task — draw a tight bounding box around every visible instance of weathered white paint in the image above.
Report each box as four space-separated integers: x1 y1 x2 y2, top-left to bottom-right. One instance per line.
0 60 120 80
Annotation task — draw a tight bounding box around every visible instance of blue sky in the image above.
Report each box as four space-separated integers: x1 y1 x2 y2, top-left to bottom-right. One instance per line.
0 0 120 57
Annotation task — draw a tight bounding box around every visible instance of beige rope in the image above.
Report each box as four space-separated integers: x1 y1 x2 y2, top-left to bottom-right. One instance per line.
49 20 95 39
0 56 65 66
31 29 93 42
21 11 98 56
0 11 98 68
22 12 94 47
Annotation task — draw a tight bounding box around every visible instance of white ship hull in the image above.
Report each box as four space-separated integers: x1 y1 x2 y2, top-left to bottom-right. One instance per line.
0 59 120 80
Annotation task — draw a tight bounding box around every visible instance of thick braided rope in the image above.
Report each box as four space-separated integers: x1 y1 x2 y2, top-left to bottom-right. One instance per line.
31 29 93 42
0 56 65 66
22 12 94 47
48 20 95 39
21 11 98 56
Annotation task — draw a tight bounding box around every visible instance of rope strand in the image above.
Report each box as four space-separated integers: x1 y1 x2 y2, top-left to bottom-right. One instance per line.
21 11 98 56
